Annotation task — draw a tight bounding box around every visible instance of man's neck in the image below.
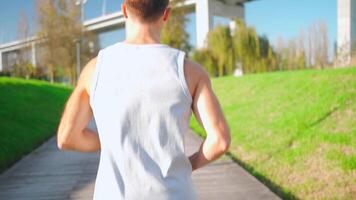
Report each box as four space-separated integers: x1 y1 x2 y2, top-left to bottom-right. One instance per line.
124 20 162 44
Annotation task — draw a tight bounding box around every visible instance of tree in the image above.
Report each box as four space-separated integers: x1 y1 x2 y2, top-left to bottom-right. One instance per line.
274 35 306 71
206 25 235 76
191 18 278 76
191 25 236 77
232 19 277 74
36 0 98 85
16 11 35 79
233 19 260 73
307 20 329 68
273 20 329 70
191 49 218 77
259 35 270 57
315 21 329 68
161 0 191 54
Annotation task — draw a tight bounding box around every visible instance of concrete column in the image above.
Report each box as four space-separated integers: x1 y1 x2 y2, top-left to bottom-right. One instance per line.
195 0 245 49
337 0 356 66
31 42 36 67
229 20 237 33
0 51 2 72
196 0 212 48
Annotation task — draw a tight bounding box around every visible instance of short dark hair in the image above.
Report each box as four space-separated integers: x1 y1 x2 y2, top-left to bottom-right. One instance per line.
125 0 169 23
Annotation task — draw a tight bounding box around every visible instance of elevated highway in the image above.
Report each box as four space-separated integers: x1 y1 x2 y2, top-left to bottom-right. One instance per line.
0 0 254 71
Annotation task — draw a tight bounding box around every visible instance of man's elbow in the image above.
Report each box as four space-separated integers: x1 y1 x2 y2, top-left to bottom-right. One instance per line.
57 130 74 150
219 135 231 153
57 139 70 150
218 127 231 153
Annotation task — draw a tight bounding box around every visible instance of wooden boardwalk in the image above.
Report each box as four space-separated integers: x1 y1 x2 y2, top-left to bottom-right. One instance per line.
0 120 280 200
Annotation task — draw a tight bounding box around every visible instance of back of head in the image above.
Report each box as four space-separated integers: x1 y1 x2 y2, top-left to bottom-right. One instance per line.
125 0 170 23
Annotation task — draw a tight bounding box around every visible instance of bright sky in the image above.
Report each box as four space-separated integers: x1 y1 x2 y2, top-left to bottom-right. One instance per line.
0 0 337 55
245 0 337 51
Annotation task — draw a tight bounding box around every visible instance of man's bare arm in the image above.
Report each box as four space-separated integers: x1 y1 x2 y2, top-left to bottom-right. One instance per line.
56 57 101 152
186 60 231 171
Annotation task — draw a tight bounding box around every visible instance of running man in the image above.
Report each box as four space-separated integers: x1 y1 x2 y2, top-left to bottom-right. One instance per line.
57 0 231 199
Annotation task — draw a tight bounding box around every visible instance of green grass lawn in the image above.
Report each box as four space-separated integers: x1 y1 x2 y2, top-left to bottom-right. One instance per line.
190 67 356 200
0 77 72 172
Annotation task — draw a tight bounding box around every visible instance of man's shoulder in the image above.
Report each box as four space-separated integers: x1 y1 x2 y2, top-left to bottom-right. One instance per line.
182 58 211 99
80 57 98 96
97 41 124 55
184 58 210 82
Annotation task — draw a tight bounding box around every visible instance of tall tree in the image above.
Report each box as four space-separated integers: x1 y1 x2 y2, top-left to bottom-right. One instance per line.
36 0 98 85
307 20 329 68
161 0 191 54
274 35 307 71
206 25 235 76
232 19 261 73
315 21 329 68
192 18 278 76
191 49 218 77
15 11 35 79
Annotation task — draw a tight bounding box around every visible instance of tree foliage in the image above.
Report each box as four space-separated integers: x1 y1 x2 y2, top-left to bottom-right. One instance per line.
232 19 278 74
36 0 98 85
275 36 307 71
192 19 278 77
160 0 191 54
189 18 336 76
206 25 235 76
14 12 36 79
191 49 218 76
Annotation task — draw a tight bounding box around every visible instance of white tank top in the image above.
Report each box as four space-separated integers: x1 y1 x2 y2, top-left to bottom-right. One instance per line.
89 41 197 199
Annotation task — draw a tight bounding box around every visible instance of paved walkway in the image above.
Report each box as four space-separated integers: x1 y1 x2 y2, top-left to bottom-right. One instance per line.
0 120 280 200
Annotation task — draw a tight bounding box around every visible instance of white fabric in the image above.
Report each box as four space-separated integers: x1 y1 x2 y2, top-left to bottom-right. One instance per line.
89 41 197 200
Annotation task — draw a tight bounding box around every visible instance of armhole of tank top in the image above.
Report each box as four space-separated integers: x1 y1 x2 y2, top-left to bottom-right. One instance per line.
89 50 103 107
177 50 193 104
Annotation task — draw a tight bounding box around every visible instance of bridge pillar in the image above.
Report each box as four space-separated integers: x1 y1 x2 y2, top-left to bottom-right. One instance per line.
196 0 245 49
337 0 356 66
196 0 213 49
31 42 36 67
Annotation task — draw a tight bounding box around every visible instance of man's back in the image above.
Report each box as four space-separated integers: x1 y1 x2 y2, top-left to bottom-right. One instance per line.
90 42 197 199
57 1 231 199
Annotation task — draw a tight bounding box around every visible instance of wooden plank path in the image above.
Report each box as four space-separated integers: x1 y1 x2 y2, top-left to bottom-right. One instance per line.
185 131 280 200
0 120 280 200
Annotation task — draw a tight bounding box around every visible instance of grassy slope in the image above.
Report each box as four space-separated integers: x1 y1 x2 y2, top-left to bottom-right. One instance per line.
189 67 356 200
0 77 72 172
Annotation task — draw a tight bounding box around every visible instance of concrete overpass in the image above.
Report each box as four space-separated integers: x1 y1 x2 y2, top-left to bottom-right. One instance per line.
0 0 254 72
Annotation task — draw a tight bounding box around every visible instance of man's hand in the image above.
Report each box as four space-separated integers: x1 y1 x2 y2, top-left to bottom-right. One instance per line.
57 57 101 152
